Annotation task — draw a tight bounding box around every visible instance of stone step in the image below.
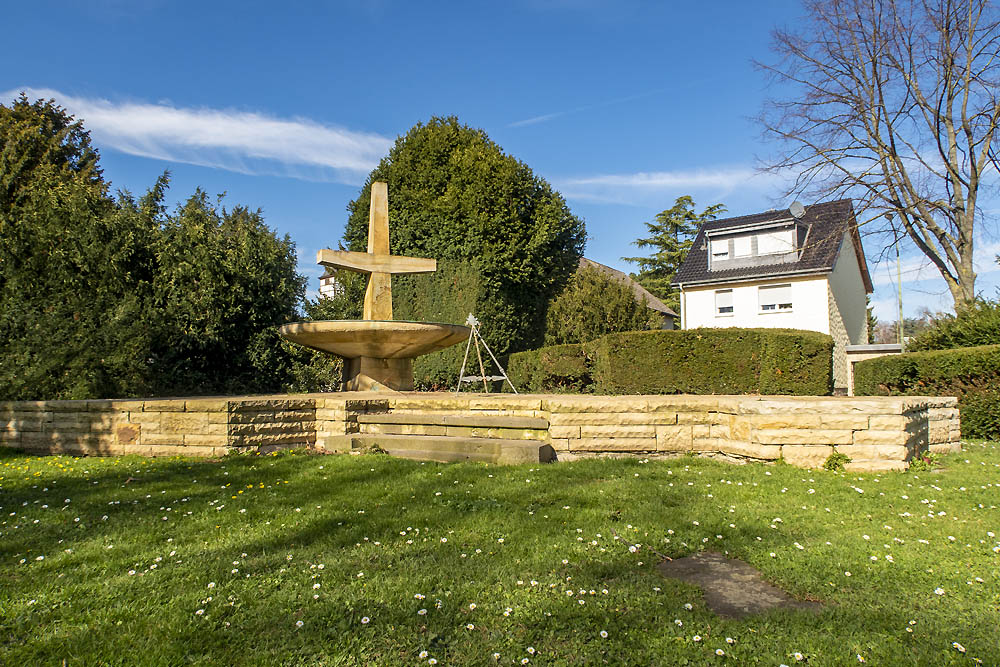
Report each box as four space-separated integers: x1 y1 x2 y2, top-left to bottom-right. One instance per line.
351 434 555 465
355 412 548 430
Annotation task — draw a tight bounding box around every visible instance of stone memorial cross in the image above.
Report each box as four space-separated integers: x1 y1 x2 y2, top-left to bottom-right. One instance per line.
316 181 436 319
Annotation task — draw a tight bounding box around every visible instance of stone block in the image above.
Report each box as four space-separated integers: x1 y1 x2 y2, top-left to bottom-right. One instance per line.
756 428 854 445
543 396 650 413
852 430 913 446
316 435 355 453
445 426 544 440
364 423 447 436
549 438 571 452
185 434 227 447
548 412 676 426
161 411 210 434
48 414 94 431
781 444 833 468
709 423 731 439
929 442 962 454
129 412 162 427
549 425 581 439
184 398 229 412
656 425 692 452
677 412 719 425
580 424 656 438
142 400 186 412
141 432 184 446
731 417 751 441
720 441 782 460
46 400 88 412
691 424 711 438
741 398 905 415
572 437 657 452
116 424 140 446
868 415 909 430
468 397 543 411
315 408 348 421
836 444 908 461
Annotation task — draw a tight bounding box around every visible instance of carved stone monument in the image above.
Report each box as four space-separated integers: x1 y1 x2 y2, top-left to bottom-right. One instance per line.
279 182 470 391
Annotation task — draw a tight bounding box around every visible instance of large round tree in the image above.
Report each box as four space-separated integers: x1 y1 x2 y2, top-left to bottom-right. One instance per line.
342 117 586 370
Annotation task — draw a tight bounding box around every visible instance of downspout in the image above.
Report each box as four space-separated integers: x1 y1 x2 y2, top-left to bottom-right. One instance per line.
680 284 686 330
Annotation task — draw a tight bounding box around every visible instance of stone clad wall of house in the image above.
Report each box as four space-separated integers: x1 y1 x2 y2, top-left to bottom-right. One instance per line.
826 234 870 392
827 285 850 391
1 393 961 472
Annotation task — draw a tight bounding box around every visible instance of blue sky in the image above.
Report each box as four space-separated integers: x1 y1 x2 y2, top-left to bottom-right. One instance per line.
4 0 998 320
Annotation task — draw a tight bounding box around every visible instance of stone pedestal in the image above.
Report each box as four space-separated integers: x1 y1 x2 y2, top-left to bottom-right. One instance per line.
343 357 414 391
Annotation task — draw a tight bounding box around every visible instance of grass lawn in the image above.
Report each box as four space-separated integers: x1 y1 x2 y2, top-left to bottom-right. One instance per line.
1 443 997 666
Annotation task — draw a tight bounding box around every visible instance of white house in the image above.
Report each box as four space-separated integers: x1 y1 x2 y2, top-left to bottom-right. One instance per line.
671 199 873 392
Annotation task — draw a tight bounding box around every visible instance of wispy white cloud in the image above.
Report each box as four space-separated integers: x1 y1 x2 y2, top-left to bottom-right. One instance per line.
556 167 785 205
4 88 393 183
508 111 568 128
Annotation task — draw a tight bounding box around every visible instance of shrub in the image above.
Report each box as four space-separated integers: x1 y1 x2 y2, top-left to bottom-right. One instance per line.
508 344 590 393
509 328 833 395
907 297 1000 351
853 344 1000 438
823 452 851 471
393 260 479 389
544 265 656 345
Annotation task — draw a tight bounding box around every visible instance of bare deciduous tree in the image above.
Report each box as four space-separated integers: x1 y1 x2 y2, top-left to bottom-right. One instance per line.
758 0 1000 309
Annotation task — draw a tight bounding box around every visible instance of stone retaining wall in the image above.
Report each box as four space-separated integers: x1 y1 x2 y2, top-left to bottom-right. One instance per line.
0 393 960 471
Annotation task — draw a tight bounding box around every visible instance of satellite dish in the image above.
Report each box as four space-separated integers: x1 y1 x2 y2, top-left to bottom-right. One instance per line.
789 201 806 219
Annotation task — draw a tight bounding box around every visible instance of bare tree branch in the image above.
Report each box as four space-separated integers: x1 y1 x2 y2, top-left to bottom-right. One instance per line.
756 0 1000 309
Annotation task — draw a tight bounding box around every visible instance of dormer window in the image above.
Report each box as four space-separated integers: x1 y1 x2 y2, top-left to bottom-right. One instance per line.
710 239 729 260
733 236 752 257
757 229 795 255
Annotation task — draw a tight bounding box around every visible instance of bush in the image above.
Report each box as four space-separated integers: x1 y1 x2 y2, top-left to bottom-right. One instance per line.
589 328 832 395
544 265 656 345
854 344 1000 438
342 117 585 358
908 297 1000 351
508 328 833 395
508 344 590 393
393 260 479 389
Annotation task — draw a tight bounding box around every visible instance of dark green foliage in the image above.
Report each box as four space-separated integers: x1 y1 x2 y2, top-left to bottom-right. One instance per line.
282 288 364 393
589 328 832 395
854 344 1000 438
623 195 725 312
907 297 1000 351
509 328 833 395
544 266 656 346
142 190 305 396
342 117 585 358
0 97 307 399
392 260 479 389
507 344 590 393
823 452 851 471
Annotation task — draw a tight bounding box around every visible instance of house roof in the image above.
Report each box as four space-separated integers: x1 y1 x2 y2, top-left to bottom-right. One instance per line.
671 199 873 292
579 257 678 318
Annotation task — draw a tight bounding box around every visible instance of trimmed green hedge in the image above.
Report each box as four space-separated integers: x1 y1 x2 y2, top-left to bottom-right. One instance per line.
854 344 1000 438
508 344 590 393
508 328 833 395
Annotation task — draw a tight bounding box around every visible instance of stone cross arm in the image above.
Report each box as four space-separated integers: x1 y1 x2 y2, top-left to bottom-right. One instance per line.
316 249 436 275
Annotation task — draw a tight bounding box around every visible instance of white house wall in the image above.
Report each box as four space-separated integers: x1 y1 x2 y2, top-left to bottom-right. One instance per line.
827 233 868 345
682 276 831 333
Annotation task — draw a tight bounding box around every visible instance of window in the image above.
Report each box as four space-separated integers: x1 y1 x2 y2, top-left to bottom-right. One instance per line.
757 229 795 255
733 236 752 257
715 289 734 315
710 239 729 260
759 284 792 312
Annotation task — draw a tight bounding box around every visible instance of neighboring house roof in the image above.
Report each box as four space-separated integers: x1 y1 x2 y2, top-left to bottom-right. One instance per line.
579 257 678 318
671 199 874 292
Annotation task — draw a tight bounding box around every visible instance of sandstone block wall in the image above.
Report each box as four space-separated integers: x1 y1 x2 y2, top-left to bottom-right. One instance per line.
0 392 961 472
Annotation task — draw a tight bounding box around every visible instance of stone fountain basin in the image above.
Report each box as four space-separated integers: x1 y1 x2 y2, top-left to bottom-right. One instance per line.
278 320 471 359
